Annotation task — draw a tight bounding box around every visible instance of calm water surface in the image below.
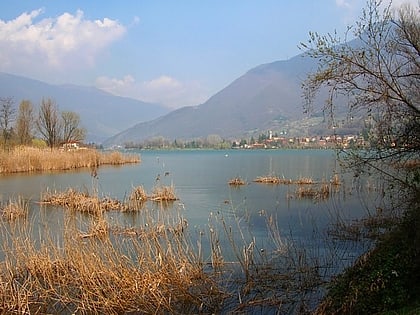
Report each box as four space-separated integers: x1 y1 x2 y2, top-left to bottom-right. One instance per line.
0 149 373 260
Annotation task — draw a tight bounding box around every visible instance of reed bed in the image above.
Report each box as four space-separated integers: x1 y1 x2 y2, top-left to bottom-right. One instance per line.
228 177 246 186
330 173 341 186
253 174 341 187
253 175 291 184
0 196 28 221
149 185 178 202
129 185 148 202
0 212 225 314
0 191 334 314
41 185 179 213
0 146 140 174
253 175 317 185
295 182 330 200
295 176 315 185
41 188 128 213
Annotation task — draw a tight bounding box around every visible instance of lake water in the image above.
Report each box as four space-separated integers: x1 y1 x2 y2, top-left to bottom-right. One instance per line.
0 149 375 261
0 148 384 313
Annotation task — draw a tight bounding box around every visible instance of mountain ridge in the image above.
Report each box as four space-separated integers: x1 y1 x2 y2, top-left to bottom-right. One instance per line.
103 53 331 147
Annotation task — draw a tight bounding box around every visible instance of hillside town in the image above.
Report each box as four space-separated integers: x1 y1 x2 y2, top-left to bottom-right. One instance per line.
232 131 366 149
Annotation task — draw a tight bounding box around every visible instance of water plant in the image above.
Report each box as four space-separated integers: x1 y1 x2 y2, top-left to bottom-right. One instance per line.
149 184 178 202
228 177 246 186
0 196 28 221
0 210 224 314
41 188 128 213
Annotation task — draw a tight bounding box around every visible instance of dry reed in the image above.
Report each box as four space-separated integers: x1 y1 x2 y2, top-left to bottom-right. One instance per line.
253 175 317 185
228 177 246 186
129 185 147 202
330 173 341 186
41 188 128 213
295 176 315 185
0 191 332 314
254 176 286 184
149 185 178 201
295 182 330 200
0 196 28 221
40 184 179 214
0 146 140 174
0 208 225 314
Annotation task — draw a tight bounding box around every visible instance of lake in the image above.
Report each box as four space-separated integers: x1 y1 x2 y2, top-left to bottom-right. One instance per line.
0 149 375 260
0 148 384 313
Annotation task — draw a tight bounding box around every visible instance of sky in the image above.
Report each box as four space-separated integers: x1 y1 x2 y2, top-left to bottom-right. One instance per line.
0 0 417 109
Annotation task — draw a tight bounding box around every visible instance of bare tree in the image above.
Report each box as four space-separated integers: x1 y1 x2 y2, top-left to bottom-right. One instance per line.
36 98 61 149
0 97 16 150
61 111 86 143
16 100 34 145
301 0 420 194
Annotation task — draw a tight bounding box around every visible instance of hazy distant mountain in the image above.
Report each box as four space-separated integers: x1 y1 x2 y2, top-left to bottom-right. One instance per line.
104 53 339 147
0 72 169 142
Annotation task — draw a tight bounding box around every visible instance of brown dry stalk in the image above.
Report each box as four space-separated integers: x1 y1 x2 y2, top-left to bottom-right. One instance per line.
228 177 246 186
295 182 330 200
41 185 179 214
0 197 28 220
149 185 178 201
41 188 128 213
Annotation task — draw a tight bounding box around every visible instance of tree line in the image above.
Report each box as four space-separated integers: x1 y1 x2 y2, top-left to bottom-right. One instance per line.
0 97 86 150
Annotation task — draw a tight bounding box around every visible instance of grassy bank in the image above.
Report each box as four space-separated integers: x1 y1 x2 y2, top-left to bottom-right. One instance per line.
0 146 139 174
314 197 420 314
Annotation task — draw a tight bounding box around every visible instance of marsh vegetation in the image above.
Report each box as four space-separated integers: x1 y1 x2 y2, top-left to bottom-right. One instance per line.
0 148 383 314
0 146 139 174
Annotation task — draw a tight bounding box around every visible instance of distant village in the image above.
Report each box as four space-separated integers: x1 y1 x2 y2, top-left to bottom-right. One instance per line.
122 130 367 150
232 130 366 150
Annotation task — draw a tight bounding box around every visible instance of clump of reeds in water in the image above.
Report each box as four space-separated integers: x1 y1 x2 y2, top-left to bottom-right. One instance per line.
149 184 178 201
129 185 147 202
330 173 341 186
41 184 180 213
253 175 317 185
228 177 246 186
80 213 109 238
254 175 286 184
0 196 28 220
0 146 140 174
295 182 330 200
126 185 148 210
295 176 315 185
41 188 128 213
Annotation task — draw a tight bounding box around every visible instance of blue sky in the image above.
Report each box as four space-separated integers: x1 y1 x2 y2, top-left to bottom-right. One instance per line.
0 0 415 108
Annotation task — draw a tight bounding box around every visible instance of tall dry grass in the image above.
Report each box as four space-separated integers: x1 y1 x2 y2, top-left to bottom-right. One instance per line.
0 209 225 314
41 188 129 213
41 184 178 214
0 196 28 221
0 192 329 314
0 146 140 174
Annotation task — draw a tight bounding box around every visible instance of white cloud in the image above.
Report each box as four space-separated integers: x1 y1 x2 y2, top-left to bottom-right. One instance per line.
0 9 125 77
336 0 353 9
95 75 209 109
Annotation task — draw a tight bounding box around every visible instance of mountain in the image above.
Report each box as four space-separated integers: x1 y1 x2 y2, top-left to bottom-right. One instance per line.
0 73 169 142
103 53 334 147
